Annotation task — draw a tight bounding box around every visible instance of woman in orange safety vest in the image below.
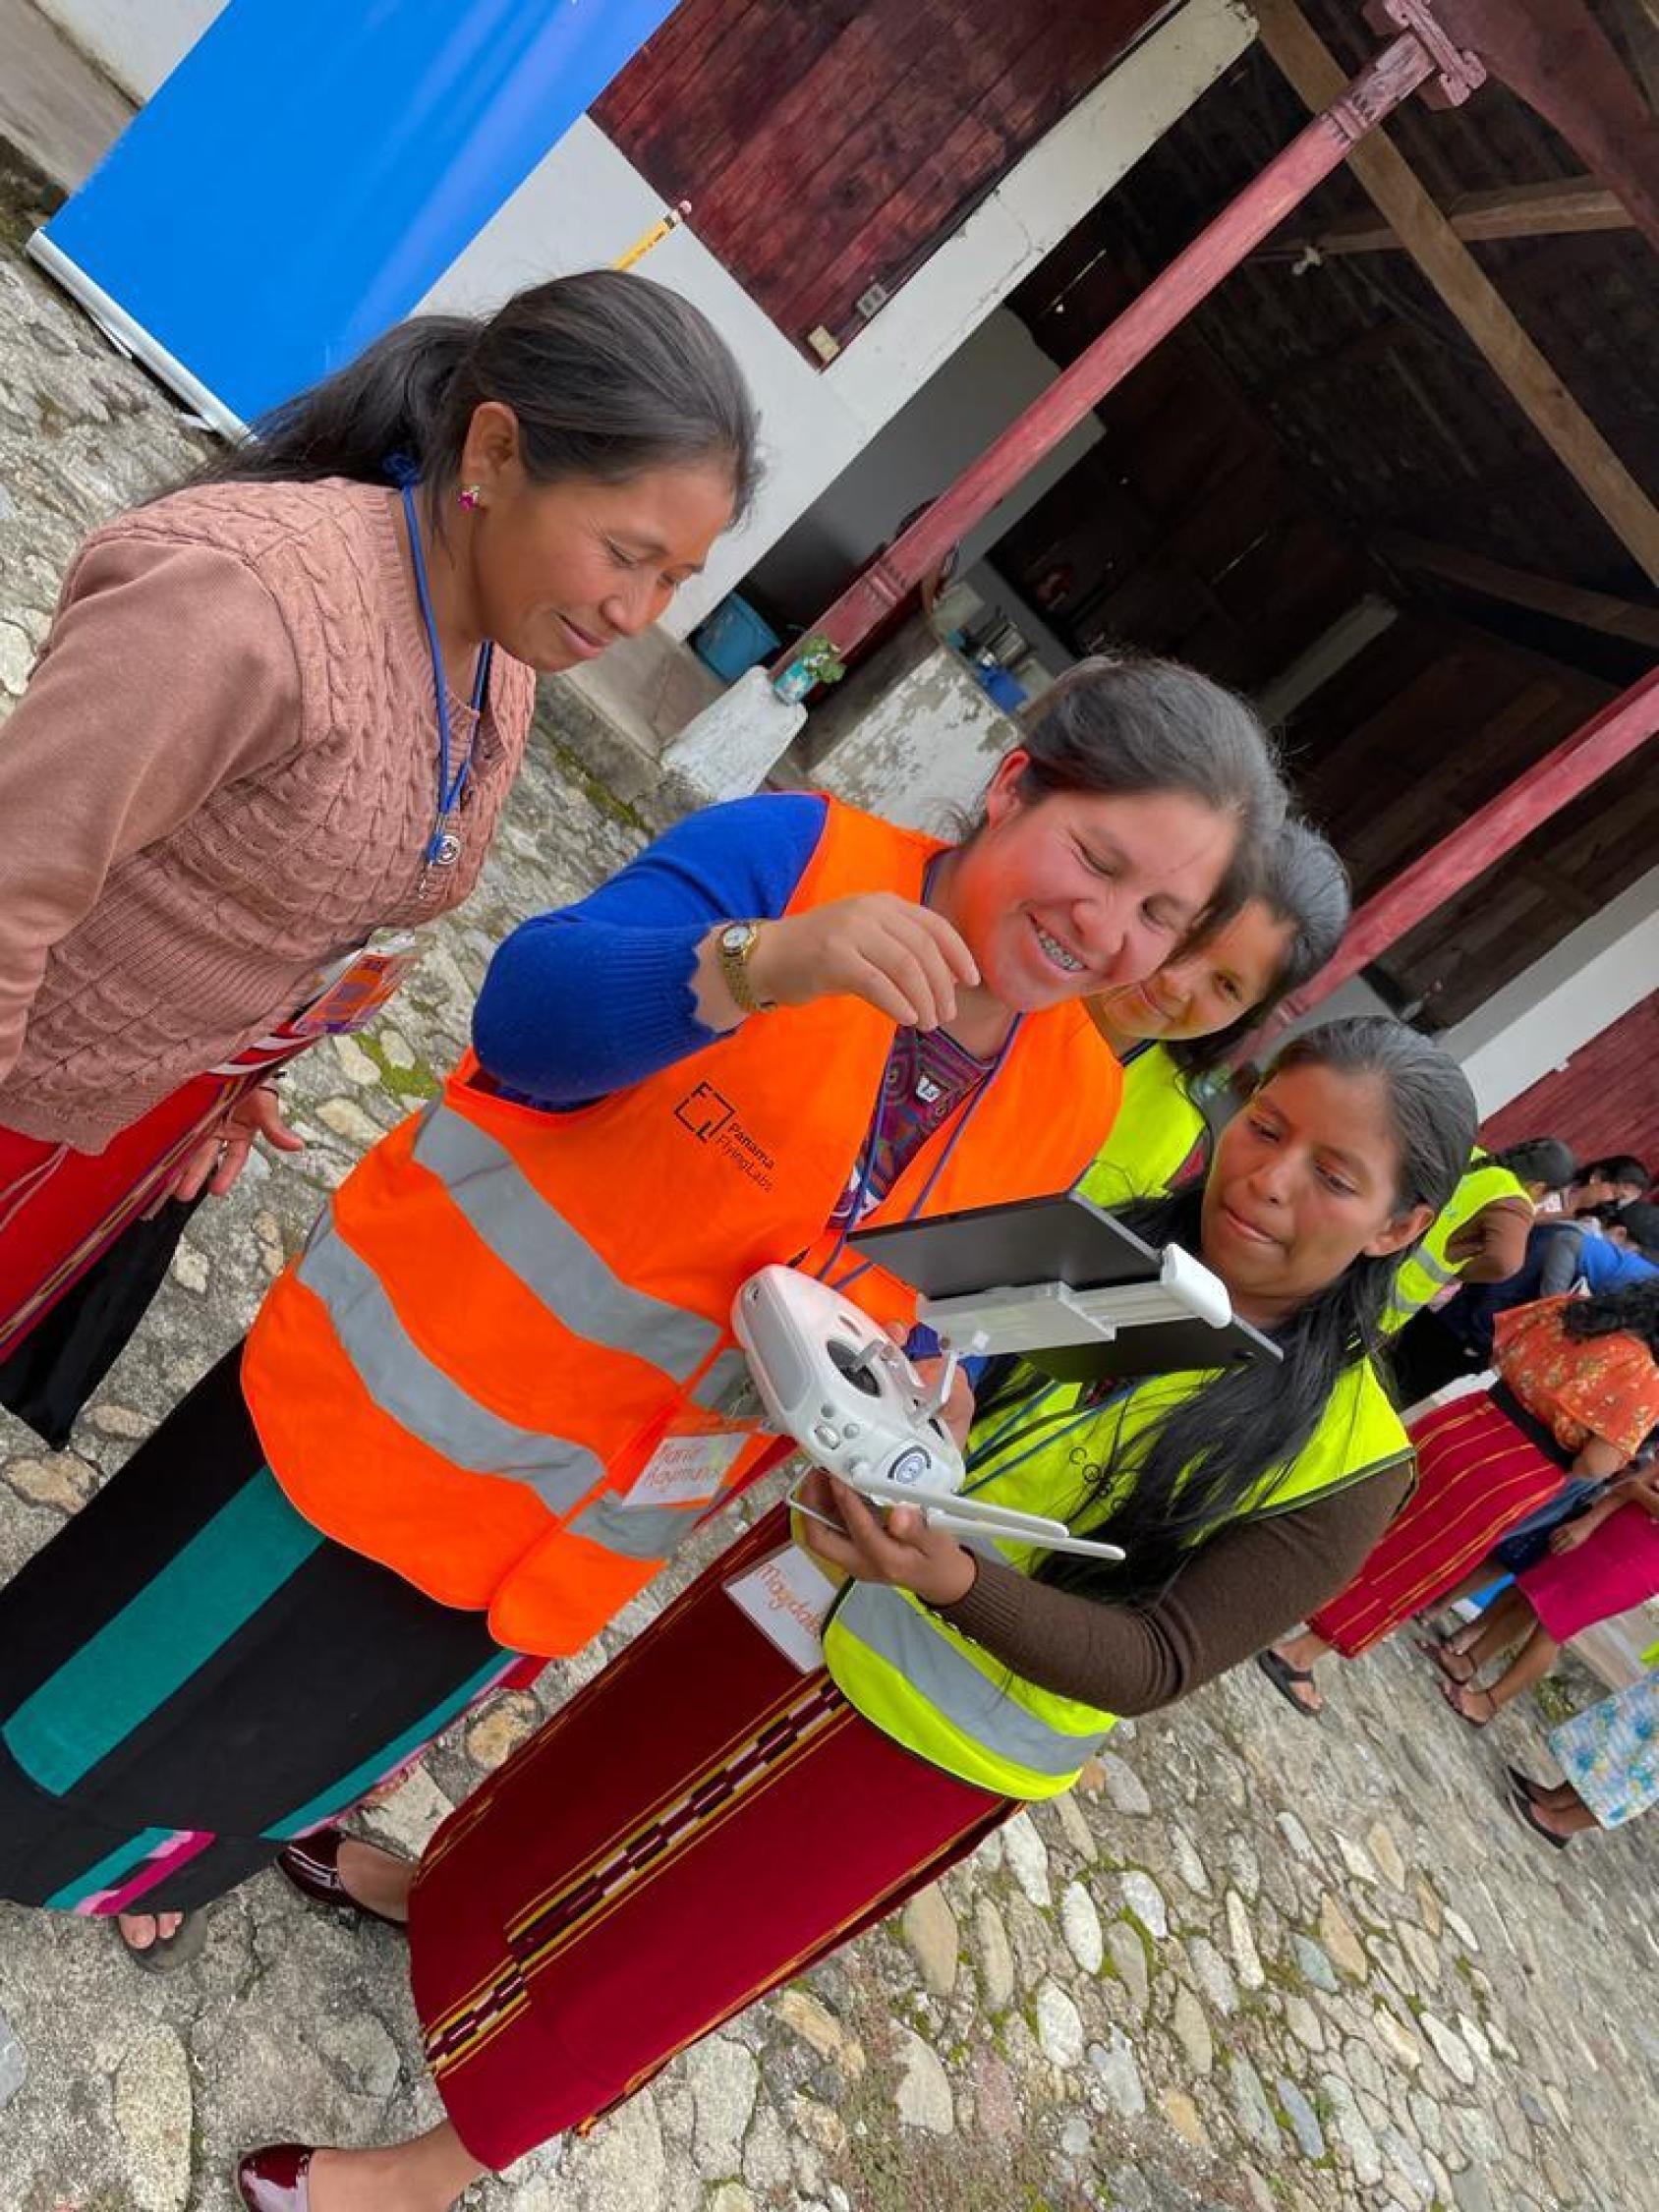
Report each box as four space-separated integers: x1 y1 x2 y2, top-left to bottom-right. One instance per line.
0 653 1284 1974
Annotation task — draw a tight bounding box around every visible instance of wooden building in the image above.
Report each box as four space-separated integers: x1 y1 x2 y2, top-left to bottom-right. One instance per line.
30 0 1659 1151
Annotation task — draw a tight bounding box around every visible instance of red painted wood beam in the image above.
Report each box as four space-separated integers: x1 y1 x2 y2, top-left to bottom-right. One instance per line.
1417 0 1659 252
1286 662 1659 1018
784 21 1480 662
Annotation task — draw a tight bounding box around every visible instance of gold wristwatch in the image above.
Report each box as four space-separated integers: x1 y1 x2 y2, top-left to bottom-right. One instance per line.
715 920 775 1014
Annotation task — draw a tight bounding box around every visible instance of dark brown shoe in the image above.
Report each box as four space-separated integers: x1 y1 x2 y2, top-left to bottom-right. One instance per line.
275 1828 407 1935
235 2143 313 2211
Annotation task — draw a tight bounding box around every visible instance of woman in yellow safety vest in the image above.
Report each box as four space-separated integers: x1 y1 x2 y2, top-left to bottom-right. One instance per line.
233 1017 1475 2211
1080 817 1348 1207
1383 1136 1579 1404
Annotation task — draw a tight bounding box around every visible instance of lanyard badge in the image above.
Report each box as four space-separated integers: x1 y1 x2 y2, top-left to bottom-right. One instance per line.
399 478 494 882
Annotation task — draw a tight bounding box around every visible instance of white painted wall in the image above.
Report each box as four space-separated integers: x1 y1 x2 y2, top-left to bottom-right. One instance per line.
1437 865 1659 1119
416 0 1254 633
813 641 1019 834
38 0 1254 634
742 310 1103 622
35 0 225 100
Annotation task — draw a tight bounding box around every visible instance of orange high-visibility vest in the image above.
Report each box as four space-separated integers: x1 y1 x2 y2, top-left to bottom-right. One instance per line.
243 798 1122 1656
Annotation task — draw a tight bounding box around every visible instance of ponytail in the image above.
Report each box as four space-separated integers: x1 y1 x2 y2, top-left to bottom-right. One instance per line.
188 269 760 516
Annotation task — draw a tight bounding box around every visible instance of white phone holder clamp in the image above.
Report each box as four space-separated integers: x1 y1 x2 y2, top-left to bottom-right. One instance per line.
916 1239 1230 1354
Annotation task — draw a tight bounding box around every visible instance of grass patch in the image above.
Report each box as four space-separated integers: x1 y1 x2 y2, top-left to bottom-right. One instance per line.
536 723 652 836
356 1027 440 1104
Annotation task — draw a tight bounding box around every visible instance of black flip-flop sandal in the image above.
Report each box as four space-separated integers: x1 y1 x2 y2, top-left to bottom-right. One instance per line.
1254 1648 1322 1720
1506 1763 1546 1802
1507 1788 1570 1851
116 1908 209 1974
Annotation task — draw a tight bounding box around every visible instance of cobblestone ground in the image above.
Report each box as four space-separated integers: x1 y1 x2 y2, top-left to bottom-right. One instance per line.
2 235 1658 2212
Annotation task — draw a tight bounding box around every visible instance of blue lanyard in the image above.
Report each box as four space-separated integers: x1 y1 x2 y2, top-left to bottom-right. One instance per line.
814 995 1024 1292
812 849 1022 1290
401 480 494 865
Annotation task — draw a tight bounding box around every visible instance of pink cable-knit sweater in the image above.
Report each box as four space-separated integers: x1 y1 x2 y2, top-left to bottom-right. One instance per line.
0 478 536 1154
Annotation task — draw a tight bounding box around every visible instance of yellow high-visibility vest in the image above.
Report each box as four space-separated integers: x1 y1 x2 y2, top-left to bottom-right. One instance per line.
1077 1044 1207 1208
1380 1155 1530 1336
822 1357 1409 1799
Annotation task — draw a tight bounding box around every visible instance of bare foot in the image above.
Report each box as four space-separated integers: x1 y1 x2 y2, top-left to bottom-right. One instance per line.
305 2134 483 2212
335 1840 414 1924
1416 1637 1474 1685
1441 1679 1497 1729
118 1910 184 1950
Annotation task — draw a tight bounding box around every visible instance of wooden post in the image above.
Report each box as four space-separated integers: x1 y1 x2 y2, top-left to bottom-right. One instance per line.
1254 0 1659 586
1283 664 1659 1017
1269 175 1633 255
1378 533 1659 650
783 27 1454 662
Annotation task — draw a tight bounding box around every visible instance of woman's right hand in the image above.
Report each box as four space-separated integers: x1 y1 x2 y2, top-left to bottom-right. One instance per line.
167 1084 306 1205
1548 1519 1594 1556
746 894 980 1029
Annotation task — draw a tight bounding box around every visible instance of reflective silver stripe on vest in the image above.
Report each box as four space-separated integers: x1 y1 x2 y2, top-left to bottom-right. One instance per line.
689 1349 758 1416
297 1222 601 1513
833 1581 1109 1778
413 1104 721 1382
566 1491 704 1563
1413 1246 1459 1290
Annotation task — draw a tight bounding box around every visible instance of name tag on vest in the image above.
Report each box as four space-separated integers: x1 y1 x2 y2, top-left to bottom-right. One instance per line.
625 1426 751 1511
725 1544 837 1673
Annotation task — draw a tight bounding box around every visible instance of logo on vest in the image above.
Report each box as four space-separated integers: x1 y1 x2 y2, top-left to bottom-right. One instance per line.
675 1082 736 1141
673 1082 777 1192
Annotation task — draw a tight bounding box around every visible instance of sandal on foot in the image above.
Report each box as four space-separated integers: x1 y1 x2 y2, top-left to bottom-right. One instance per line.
1441 1679 1496 1730
1506 1763 1546 1802
1414 1636 1474 1685
276 1828 409 1936
116 1908 209 1973
1507 1788 1570 1851
1254 1648 1323 1719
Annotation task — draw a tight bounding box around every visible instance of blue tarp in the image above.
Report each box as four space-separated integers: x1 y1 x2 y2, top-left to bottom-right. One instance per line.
38 0 677 425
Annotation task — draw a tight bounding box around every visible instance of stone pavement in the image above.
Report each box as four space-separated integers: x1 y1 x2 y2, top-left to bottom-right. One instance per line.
2 219 1658 2212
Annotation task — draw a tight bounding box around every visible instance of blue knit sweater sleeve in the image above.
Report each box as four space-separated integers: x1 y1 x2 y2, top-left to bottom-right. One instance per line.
471 792 830 1104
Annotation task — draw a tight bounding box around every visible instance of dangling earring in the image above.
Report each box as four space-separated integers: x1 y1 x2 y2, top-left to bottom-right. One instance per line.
458 483 484 511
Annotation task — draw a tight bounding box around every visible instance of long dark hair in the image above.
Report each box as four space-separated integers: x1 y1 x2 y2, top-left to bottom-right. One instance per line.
1564 1276 1659 1357
1165 816 1350 1079
191 269 761 519
987 655 1286 936
1013 1017 1475 1603
1605 1200 1659 1261
1578 1154 1652 1194
1482 1136 1576 1192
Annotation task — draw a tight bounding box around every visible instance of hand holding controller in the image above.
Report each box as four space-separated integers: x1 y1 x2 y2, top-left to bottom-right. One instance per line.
733 1267 1125 1563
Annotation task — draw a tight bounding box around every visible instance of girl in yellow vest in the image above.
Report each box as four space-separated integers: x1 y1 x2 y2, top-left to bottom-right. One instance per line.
0 654 1284 1973
1080 816 1349 1206
1383 1136 1578 1405
231 1017 1475 2212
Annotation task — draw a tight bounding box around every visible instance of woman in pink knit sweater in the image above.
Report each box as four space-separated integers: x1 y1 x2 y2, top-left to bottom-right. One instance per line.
0 269 758 1442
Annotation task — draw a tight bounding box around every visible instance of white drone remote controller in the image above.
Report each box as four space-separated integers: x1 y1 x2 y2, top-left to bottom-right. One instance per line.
732 1266 1125 1562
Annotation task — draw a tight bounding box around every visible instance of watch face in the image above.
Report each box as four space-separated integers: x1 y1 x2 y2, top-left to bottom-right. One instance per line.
720 923 753 954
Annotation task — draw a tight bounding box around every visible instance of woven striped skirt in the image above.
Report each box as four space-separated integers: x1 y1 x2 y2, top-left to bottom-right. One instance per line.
0 1073 238 1366
1308 1390 1564 1659
408 1503 1006 2170
0 1344 520 1916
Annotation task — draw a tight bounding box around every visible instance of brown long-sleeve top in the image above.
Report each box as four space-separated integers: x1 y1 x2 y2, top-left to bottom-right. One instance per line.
935 1460 1411 1716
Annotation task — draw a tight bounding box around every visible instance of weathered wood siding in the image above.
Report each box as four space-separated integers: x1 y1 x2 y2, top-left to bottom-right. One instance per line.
594 0 1168 362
